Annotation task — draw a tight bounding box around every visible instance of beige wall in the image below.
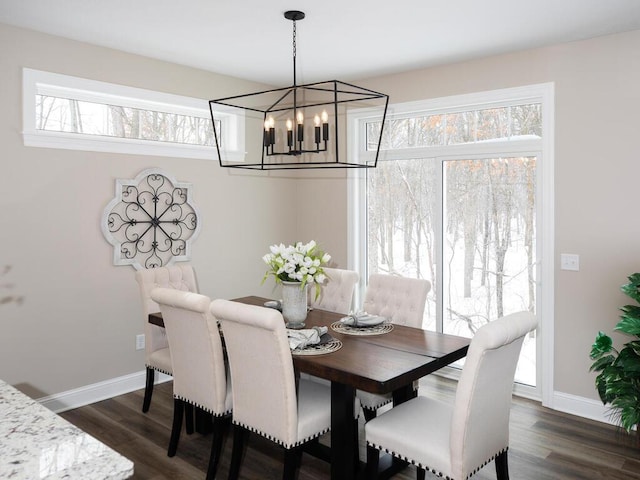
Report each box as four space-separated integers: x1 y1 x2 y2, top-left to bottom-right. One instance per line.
297 29 640 401
0 24 301 398
3 21 640 406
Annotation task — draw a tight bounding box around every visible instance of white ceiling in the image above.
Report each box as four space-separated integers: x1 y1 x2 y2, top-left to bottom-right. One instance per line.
2 0 640 86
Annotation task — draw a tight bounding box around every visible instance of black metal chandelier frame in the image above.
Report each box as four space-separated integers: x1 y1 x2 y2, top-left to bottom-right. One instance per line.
209 10 389 170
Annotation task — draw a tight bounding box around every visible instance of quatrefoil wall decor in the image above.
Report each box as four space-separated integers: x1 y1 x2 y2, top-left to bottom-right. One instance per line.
101 168 201 270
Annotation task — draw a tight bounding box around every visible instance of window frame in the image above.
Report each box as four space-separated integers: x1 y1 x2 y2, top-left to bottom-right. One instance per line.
22 68 244 160
348 83 555 405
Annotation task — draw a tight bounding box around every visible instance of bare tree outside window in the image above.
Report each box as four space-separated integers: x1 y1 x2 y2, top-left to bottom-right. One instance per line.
36 95 215 147
365 102 540 386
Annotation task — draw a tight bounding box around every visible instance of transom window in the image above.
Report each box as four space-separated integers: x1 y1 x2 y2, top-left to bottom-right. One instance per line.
36 95 216 146
367 103 541 150
22 68 243 160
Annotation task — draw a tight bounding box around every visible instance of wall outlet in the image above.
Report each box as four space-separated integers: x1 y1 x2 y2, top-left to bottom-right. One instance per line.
135 334 145 350
560 253 580 271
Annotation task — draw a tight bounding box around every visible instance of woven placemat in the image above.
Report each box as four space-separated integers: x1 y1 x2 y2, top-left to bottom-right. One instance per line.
330 321 394 336
291 338 342 356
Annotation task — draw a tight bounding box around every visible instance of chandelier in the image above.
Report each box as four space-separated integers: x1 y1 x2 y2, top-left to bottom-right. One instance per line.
209 10 389 170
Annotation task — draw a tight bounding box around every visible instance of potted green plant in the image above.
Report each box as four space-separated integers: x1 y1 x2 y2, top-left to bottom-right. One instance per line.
590 273 640 435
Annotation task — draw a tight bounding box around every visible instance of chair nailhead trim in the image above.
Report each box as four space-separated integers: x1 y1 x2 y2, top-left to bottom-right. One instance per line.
363 399 392 411
232 420 330 449
366 442 508 480
146 364 172 376
361 384 417 411
174 395 232 417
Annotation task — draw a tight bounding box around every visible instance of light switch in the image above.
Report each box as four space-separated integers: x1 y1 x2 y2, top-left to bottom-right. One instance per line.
560 253 580 271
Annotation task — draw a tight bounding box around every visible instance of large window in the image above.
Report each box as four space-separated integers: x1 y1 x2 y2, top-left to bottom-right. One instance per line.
350 84 554 398
22 69 244 160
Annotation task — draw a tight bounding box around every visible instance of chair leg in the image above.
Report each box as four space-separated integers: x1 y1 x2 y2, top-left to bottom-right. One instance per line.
167 398 184 457
185 404 195 435
142 367 155 413
495 450 509 480
353 417 360 473
228 425 247 480
283 445 303 480
363 407 377 422
366 445 380 480
206 415 228 480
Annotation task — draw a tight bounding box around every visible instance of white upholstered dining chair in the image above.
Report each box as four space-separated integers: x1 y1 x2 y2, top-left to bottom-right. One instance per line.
308 267 359 314
209 299 333 480
361 273 431 327
151 288 232 480
358 274 431 420
135 264 198 413
365 311 537 480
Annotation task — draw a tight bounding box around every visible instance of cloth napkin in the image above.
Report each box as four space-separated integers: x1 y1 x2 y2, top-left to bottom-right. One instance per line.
286 326 328 350
339 311 386 327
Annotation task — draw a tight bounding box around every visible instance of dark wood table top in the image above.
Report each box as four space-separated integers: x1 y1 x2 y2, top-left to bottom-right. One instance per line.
149 295 470 395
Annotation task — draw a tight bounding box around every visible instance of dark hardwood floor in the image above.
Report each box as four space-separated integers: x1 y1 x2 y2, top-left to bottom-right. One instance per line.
59 376 640 479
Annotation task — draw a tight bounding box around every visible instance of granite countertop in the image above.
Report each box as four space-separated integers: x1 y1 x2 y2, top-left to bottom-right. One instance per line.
0 380 134 479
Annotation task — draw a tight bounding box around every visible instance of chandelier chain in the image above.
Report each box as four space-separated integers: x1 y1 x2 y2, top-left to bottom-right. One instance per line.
292 19 297 60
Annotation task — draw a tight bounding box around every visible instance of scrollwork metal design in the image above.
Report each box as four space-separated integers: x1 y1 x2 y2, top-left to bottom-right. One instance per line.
102 169 200 269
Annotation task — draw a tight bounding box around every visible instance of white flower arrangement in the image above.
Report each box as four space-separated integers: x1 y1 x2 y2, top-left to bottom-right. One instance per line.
262 240 331 298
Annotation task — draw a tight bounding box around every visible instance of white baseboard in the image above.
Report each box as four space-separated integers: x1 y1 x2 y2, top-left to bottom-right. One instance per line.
37 370 171 413
436 369 619 428
551 390 616 427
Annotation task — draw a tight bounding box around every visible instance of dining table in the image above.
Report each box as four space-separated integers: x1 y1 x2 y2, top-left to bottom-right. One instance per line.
149 295 470 480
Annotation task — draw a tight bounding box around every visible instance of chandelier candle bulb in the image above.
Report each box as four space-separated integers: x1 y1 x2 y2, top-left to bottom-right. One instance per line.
286 119 293 147
314 114 321 144
296 111 304 142
321 110 329 141
263 119 270 147
268 116 276 146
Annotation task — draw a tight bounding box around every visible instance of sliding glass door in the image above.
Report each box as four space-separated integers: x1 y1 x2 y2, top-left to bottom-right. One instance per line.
364 155 537 386
352 85 553 395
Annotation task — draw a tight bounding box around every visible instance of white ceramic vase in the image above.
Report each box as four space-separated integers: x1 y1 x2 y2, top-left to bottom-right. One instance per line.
281 281 307 329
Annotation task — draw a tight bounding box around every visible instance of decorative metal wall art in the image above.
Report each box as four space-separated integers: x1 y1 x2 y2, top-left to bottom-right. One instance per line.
102 168 201 270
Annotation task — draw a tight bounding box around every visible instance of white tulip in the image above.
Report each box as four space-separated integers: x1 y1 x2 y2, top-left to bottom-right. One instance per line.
263 241 331 288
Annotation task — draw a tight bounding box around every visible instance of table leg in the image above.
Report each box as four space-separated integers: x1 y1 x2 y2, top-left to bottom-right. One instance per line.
392 383 417 406
331 381 357 480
